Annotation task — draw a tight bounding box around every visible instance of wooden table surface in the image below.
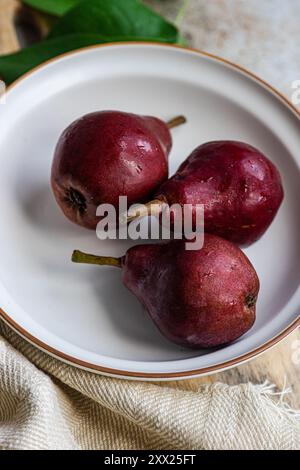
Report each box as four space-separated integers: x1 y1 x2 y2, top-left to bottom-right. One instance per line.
0 0 299 408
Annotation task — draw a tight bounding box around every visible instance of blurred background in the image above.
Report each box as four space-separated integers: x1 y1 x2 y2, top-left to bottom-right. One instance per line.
146 0 300 98
2 0 299 98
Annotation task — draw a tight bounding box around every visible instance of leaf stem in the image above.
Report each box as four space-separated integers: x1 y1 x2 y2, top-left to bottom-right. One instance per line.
175 0 190 27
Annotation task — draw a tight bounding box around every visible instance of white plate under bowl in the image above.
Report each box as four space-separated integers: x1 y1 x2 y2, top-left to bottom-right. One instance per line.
0 43 299 380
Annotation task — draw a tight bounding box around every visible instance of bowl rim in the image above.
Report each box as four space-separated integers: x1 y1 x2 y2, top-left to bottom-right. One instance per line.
1 41 300 379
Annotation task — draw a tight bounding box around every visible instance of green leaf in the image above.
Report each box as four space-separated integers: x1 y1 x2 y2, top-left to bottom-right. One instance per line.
48 0 179 43
0 34 174 85
22 0 82 17
1 1 181 84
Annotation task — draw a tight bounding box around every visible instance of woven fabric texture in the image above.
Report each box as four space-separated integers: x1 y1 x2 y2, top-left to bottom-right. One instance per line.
0 322 299 450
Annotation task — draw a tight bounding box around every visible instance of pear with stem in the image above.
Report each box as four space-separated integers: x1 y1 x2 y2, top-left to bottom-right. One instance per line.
72 235 259 349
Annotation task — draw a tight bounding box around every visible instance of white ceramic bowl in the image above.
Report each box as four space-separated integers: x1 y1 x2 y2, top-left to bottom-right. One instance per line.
0 43 299 380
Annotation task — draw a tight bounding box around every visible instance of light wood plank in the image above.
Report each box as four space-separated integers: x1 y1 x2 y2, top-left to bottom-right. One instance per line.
0 0 20 54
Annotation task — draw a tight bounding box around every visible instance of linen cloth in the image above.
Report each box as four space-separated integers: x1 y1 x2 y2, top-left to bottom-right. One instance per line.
0 321 299 450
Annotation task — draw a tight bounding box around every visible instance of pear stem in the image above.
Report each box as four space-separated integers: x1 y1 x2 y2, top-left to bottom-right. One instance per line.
124 199 165 224
72 250 122 268
166 115 187 129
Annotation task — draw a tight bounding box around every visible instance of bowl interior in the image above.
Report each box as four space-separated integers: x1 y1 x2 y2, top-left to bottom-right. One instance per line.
0 44 299 377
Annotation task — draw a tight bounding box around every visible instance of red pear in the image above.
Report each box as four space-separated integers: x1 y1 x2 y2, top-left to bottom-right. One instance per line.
72 235 259 349
51 111 186 229
127 141 284 247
